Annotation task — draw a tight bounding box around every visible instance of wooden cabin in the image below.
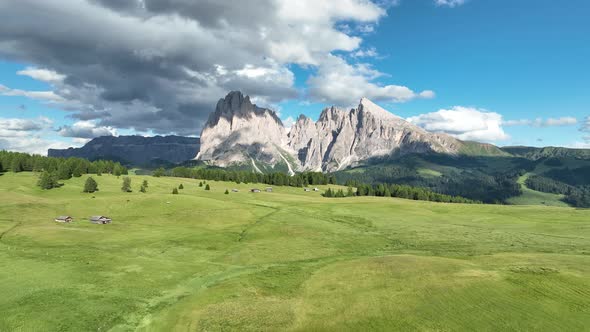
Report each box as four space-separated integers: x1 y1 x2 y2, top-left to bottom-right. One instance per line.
304 188 311 192
55 216 73 223
265 187 273 192
89 216 112 224
251 188 261 193
313 187 320 192
232 189 239 192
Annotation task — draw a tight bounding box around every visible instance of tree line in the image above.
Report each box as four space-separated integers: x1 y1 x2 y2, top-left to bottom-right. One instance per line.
526 174 590 208
326 182 479 204
0 151 128 190
154 166 337 187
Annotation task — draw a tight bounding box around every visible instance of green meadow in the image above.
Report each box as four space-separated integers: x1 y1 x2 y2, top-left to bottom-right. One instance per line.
0 172 589 331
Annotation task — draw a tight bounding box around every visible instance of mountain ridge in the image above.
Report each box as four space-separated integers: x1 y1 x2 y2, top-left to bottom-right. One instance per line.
196 91 504 172
48 135 200 167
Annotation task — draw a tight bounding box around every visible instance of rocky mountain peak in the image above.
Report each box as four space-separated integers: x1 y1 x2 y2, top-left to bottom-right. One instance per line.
208 91 282 127
197 92 469 172
357 97 399 120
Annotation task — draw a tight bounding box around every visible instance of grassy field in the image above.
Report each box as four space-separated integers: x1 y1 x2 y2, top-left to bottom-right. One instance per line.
0 172 589 331
507 173 569 207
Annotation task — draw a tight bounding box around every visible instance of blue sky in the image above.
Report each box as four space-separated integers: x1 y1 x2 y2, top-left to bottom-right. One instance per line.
0 0 589 154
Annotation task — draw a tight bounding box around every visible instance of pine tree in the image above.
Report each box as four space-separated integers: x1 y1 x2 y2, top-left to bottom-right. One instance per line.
199 181 203 187
205 184 211 190
37 171 59 190
140 185 146 193
179 183 184 190
84 177 98 193
224 189 229 194
347 187 354 197
172 187 179 194
121 177 132 192
142 179 149 188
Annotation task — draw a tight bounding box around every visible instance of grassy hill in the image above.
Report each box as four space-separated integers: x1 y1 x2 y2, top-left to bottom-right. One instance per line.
0 172 589 331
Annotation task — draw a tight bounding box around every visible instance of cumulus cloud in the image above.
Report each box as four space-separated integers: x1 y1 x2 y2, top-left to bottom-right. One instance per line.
435 0 467 7
17 67 65 82
308 54 434 106
407 106 509 142
0 84 63 102
0 116 70 155
0 0 424 136
504 117 578 127
57 120 117 139
0 117 52 133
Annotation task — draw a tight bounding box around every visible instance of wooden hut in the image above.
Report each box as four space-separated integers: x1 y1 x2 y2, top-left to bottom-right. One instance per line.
89 216 112 224
251 188 261 193
55 216 73 223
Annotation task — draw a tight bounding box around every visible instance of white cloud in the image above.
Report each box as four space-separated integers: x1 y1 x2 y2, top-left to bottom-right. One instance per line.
581 116 590 132
435 0 467 8
308 54 435 106
282 116 296 131
0 117 52 133
0 116 68 155
351 47 380 58
0 84 64 102
504 117 578 127
57 120 117 139
407 106 509 142
17 67 65 82
0 137 73 156
0 0 411 136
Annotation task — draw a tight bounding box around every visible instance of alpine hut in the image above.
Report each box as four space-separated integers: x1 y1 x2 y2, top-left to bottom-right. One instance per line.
55 216 73 223
90 216 112 224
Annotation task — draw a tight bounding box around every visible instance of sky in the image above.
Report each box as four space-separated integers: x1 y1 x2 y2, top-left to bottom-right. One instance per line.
0 0 589 155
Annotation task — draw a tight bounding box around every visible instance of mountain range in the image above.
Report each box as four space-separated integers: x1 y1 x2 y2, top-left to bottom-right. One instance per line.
48 91 590 205
48 135 200 167
195 91 506 173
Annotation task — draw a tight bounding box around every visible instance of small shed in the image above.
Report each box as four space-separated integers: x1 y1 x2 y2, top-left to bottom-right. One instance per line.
313 187 319 192
90 216 112 224
55 216 73 223
265 187 273 192
251 188 261 193
304 188 311 192
232 189 239 192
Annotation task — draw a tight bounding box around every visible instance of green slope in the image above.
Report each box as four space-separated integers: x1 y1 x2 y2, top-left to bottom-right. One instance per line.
506 173 569 207
0 172 589 331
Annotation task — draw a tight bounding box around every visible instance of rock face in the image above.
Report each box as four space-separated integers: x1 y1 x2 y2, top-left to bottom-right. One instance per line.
48 135 200 166
287 98 461 171
196 91 292 171
197 92 465 172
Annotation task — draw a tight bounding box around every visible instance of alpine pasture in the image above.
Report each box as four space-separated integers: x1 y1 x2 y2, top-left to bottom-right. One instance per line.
0 172 589 331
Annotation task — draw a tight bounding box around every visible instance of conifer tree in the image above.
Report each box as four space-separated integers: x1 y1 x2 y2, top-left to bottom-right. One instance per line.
172 187 179 194
179 183 184 190
121 177 132 192
37 171 59 190
205 184 211 190
84 177 98 193
224 189 229 194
